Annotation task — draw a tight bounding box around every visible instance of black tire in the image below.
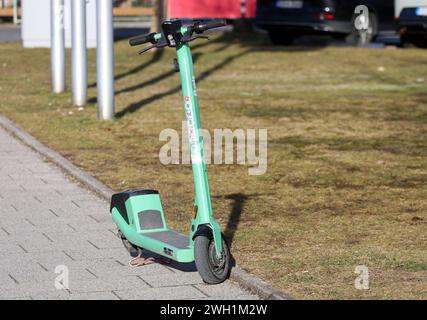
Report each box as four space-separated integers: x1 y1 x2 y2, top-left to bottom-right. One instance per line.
332 33 347 40
194 234 231 284
347 12 378 46
118 231 142 257
268 30 298 46
412 40 427 48
402 35 427 48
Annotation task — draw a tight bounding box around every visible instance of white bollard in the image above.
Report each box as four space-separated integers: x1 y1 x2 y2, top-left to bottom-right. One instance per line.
50 0 65 94
71 0 88 107
96 0 115 120
13 0 20 25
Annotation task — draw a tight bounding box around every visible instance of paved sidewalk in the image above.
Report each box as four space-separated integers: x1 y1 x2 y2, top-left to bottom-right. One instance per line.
0 26 21 43
0 126 257 300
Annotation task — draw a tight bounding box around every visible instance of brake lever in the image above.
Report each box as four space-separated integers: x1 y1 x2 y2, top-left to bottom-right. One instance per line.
138 43 167 55
138 45 155 55
186 36 209 43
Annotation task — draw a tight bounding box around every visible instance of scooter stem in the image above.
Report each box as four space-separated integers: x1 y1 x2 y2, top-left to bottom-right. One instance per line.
176 43 223 255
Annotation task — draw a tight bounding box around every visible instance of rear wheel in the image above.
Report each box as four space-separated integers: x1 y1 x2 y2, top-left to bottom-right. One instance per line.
118 230 141 257
194 235 231 284
268 30 298 46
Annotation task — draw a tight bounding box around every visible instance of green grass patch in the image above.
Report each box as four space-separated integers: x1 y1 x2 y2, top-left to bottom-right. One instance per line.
1 31 426 299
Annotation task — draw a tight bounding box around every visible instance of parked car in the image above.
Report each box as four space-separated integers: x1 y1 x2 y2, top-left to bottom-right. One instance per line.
396 0 427 47
255 0 395 45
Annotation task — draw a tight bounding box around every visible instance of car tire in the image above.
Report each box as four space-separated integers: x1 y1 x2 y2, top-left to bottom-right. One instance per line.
332 33 347 40
402 35 427 48
268 30 298 46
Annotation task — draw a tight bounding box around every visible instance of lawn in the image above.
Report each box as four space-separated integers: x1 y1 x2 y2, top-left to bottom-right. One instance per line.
0 31 426 299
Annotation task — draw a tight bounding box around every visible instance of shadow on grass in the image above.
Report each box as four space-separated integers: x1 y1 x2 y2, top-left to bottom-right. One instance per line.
271 135 427 157
88 34 226 104
115 45 251 119
91 30 326 115
215 192 266 247
223 193 248 247
113 52 198 96
114 40 231 97
88 47 165 92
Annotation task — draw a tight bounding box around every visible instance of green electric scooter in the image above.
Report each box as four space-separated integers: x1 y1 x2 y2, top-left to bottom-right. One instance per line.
110 19 231 284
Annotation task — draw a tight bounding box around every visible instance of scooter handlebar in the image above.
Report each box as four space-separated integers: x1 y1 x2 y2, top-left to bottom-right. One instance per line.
129 20 226 48
194 20 227 34
129 32 157 46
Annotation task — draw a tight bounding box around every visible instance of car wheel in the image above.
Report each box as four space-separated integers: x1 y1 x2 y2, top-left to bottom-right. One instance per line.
402 35 427 48
268 30 298 46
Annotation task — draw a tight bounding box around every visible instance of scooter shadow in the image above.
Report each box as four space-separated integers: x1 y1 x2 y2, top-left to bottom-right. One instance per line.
130 247 236 273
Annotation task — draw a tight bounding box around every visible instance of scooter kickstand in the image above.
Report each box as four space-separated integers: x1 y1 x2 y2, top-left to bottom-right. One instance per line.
128 253 155 268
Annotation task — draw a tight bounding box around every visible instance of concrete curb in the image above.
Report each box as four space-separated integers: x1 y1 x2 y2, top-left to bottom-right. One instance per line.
0 114 292 301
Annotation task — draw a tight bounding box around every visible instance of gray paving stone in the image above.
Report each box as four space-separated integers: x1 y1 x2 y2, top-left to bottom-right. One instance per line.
114 285 206 300
67 291 120 300
62 247 132 261
22 291 118 300
140 272 204 287
2 288 70 300
52 258 175 280
0 273 19 288
0 242 25 254
1 263 96 286
91 260 176 278
1 296 33 300
0 126 256 300
0 251 74 270
67 276 149 294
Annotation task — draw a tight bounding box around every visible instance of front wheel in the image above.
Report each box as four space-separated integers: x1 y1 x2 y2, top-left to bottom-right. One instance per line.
194 235 231 284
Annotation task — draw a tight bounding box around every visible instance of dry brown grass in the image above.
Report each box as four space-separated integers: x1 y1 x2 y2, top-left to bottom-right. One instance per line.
0 31 426 299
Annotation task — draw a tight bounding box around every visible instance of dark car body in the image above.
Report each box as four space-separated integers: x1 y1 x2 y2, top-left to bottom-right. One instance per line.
255 0 395 38
399 7 427 47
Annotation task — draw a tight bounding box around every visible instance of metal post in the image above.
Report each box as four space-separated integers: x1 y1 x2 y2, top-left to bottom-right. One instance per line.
13 0 19 25
71 0 87 107
152 0 167 33
96 0 115 120
50 0 65 94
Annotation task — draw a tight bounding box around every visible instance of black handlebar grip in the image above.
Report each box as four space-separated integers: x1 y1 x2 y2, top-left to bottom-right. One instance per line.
129 32 156 46
194 20 227 34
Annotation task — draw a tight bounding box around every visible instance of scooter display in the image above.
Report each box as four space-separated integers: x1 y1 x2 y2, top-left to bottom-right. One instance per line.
110 19 231 284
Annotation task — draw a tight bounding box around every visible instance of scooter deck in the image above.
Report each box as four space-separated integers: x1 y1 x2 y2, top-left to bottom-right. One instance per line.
143 230 189 249
112 207 194 262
